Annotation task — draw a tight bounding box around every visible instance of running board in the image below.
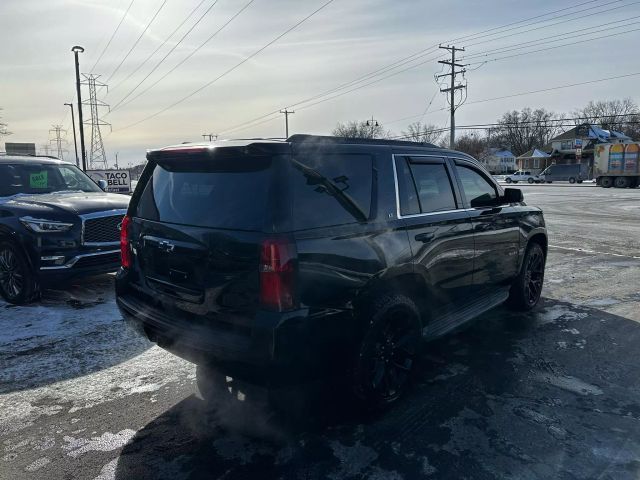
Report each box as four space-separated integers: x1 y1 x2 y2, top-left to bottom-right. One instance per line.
424 287 510 340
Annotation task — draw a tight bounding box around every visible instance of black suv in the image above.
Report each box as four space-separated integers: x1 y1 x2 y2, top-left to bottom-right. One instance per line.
116 136 547 406
0 155 129 304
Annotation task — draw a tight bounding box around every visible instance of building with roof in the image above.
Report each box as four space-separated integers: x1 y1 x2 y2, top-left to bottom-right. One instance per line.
479 148 516 174
517 123 633 178
516 148 552 174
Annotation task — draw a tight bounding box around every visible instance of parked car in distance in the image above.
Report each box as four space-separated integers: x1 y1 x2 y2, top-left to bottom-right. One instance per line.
0 155 130 304
505 170 540 184
116 135 547 409
538 163 586 183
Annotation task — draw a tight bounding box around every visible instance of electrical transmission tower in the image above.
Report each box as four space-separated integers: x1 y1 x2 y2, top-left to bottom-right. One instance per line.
436 45 467 148
81 74 111 170
49 125 67 160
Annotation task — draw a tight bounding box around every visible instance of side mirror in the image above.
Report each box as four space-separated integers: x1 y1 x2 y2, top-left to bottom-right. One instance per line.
503 187 523 203
97 179 108 190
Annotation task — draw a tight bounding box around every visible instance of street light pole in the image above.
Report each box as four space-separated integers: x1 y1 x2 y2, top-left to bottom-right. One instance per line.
71 46 87 171
64 103 79 167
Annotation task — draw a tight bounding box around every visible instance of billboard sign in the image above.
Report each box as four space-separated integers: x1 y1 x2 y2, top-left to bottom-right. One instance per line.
86 169 131 193
5 142 36 156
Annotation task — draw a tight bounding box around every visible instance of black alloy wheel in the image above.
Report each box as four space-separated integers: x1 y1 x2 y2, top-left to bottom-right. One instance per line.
508 242 545 311
523 246 545 307
354 295 421 408
0 242 37 304
0 248 23 300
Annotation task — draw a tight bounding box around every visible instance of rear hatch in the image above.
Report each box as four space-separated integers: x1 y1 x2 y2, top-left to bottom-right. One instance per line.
128 144 290 320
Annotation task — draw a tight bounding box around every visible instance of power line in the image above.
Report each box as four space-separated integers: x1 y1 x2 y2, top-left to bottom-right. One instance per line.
466 26 640 66
114 0 336 131
90 0 136 73
104 0 168 84
108 0 209 95
461 72 640 106
108 0 224 112
462 13 640 60
111 0 253 112
216 0 631 136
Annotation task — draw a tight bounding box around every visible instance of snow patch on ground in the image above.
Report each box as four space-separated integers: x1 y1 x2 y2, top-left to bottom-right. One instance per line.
93 458 118 480
328 440 378 479
63 429 136 458
536 373 603 396
24 456 50 472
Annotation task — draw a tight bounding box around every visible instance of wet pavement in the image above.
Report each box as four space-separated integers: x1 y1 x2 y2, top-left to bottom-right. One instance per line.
1 184 639 480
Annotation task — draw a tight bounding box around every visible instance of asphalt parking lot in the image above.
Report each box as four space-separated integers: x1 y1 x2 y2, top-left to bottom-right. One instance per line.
1 184 639 480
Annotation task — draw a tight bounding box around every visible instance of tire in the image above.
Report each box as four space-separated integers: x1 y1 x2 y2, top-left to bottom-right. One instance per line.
569 177 576 184
353 294 421 409
546 181 553 184
577 180 583 184
506 178 512 183
614 176 630 188
0 241 38 305
601 176 613 188
508 242 545 311
528 178 534 184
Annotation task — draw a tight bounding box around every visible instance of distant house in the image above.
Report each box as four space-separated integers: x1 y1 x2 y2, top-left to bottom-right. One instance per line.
517 148 552 174
549 123 631 178
479 148 516 174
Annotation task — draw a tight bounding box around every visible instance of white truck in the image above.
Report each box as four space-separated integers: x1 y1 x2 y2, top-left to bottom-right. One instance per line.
594 143 640 188
504 170 541 184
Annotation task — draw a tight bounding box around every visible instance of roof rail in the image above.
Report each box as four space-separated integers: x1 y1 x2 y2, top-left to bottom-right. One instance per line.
286 134 438 148
0 152 60 160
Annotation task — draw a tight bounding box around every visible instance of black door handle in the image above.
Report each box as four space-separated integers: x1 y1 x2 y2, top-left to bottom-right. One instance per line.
415 232 435 243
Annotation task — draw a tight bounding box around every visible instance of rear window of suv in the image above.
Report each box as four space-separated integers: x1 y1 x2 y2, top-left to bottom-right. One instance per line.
290 153 373 230
136 155 274 231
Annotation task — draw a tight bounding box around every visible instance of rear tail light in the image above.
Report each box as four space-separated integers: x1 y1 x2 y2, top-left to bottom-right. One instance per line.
259 237 297 311
120 215 132 269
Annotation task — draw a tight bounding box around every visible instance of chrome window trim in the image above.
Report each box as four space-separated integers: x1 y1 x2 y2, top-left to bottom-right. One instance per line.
391 154 471 219
40 249 120 270
80 209 127 247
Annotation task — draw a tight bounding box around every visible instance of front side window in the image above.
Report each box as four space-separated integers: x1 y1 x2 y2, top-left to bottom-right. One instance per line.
395 157 457 215
290 154 373 230
0 163 102 196
456 165 498 208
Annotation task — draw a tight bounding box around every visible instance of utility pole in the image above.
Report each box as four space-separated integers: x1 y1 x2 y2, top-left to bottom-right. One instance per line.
71 46 87 171
366 116 379 138
201 133 217 141
49 125 67 160
64 103 79 167
115 152 119 169
40 144 51 156
81 74 110 170
280 109 295 138
437 45 467 149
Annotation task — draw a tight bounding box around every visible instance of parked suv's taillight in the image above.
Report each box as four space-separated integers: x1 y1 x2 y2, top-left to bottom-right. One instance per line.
120 215 132 269
259 237 297 311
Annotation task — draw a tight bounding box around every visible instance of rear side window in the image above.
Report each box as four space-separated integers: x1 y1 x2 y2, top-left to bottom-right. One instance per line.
290 154 373 230
136 155 274 231
395 157 457 215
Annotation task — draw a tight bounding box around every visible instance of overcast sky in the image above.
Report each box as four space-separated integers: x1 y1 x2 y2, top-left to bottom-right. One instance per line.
1 0 639 166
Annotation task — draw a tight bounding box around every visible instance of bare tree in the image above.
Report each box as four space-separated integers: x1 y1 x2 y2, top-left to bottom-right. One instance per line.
332 120 388 139
449 133 488 158
401 122 444 144
0 108 10 137
489 108 563 156
573 98 640 139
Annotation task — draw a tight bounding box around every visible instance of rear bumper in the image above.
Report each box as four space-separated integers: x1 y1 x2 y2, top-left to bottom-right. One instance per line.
116 289 354 385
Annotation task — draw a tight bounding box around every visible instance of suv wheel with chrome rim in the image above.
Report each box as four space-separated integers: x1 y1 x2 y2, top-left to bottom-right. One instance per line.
0 241 38 305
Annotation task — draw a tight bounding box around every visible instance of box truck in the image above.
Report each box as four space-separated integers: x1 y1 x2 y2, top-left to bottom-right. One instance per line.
594 143 639 188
